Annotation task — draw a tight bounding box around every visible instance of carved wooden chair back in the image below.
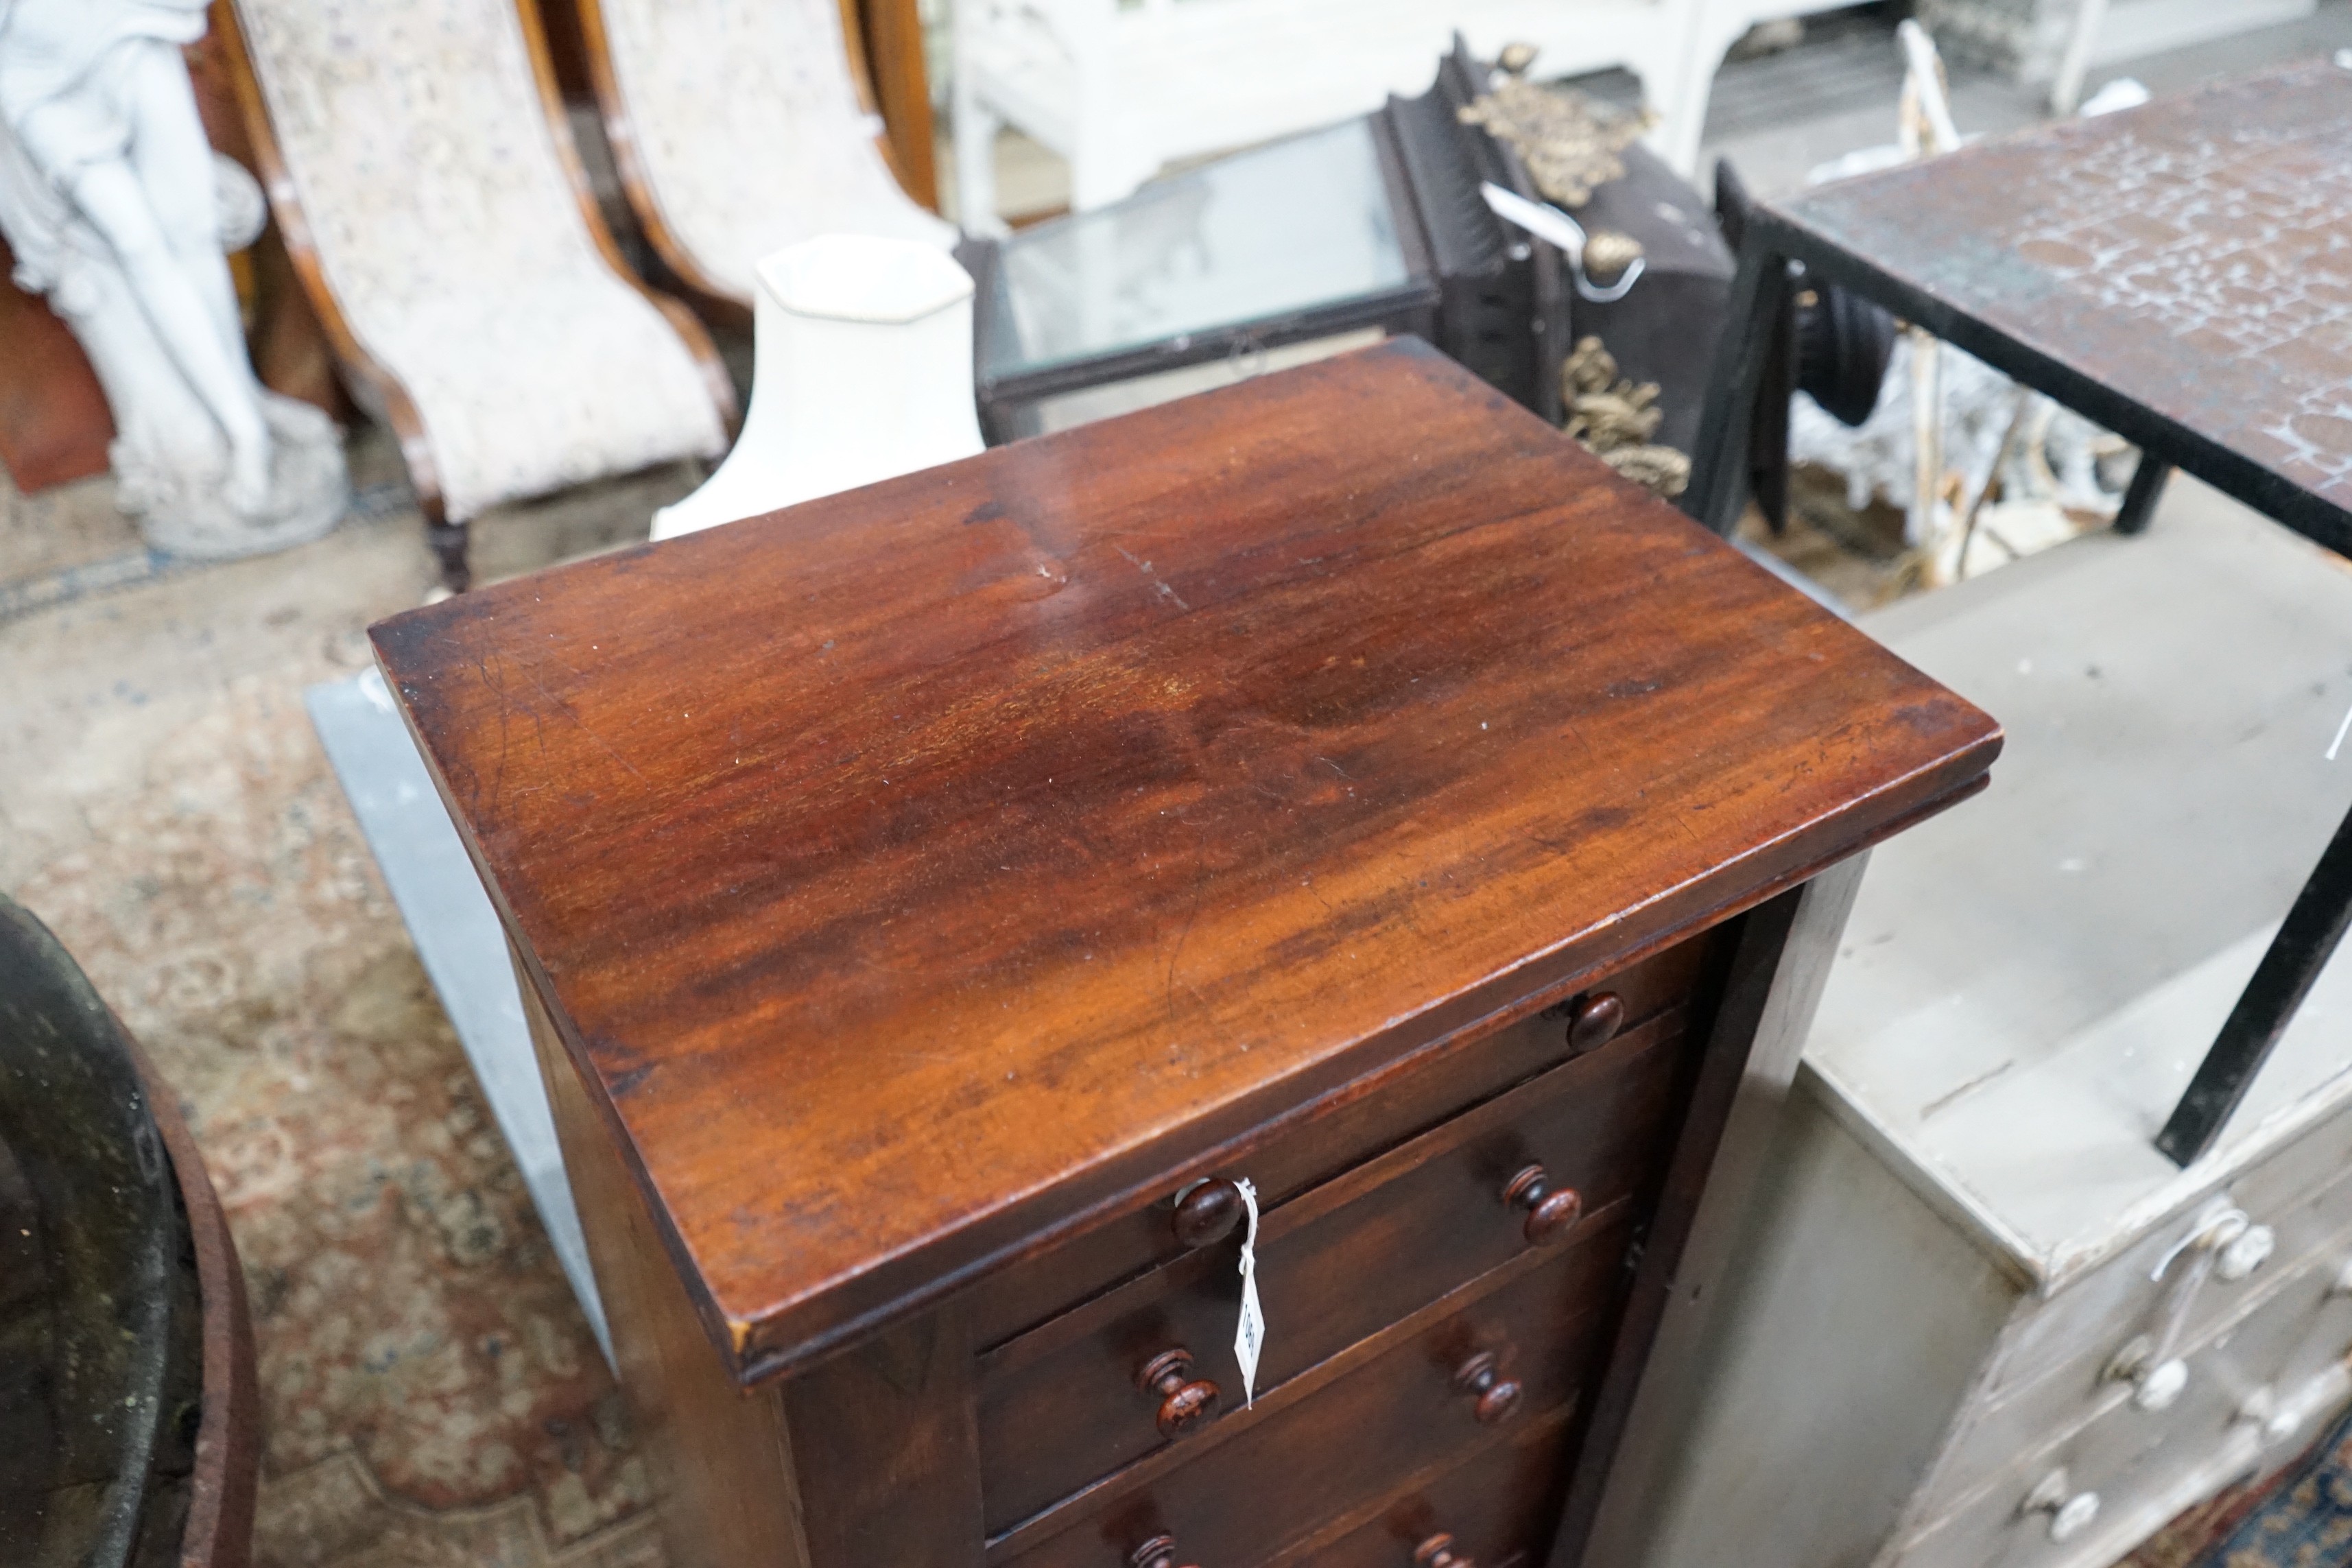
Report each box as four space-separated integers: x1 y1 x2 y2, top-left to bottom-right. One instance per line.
571 0 955 321
212 0 737 588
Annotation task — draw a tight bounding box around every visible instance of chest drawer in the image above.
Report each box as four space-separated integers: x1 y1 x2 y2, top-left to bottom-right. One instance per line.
1290 1416 1572 1568
979 1017 1687 1533
967 935 1715 1351
993 1221 1632 1568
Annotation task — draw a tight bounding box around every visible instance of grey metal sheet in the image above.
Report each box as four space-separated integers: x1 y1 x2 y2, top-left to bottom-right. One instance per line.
305 670 612 1368
1808 481 2352 1278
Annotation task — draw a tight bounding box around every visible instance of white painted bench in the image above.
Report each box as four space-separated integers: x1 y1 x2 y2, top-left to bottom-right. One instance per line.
1656 0 1903 172
949 0 1897 230
951 0 1691 228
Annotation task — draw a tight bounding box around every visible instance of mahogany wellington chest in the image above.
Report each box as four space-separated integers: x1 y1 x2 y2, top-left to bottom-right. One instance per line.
373 342 1999 1568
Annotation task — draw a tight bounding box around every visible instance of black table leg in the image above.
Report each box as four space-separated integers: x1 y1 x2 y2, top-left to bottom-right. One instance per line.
2114 456 2170 537
1692 204 2347 1171
2157 796 2352 1166
1685 232 1794 539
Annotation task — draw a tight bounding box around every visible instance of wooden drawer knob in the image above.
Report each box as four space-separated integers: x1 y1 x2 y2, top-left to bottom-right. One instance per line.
1137 1348 1220 1438
1503 1164 1582 1245
1130 1534 1198 1568
1565 991 1625 1054
1414 1533 1474 1568
1451 1350 1522 1424
1172 1178 1245 1248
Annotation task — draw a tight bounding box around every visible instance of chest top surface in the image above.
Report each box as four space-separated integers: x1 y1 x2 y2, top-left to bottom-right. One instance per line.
375 342 1999 1378
1782 62 2352 523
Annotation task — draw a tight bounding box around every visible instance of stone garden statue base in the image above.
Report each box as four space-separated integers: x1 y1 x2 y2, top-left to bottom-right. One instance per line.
0 0 348 560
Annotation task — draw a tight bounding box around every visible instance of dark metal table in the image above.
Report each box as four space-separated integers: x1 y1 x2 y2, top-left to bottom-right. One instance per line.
1686 60 2352 1163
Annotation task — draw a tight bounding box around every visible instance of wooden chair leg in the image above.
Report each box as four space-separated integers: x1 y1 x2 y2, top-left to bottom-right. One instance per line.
428 519 472 593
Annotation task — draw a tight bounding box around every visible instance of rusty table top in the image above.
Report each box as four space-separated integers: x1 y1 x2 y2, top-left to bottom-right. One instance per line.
1773 60 2352 549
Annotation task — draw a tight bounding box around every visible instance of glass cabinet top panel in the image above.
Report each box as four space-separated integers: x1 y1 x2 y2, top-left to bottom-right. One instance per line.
984 118 1414 380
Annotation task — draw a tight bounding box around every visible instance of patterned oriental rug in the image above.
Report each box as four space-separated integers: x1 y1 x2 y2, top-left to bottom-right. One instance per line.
2123 1401 2352 1568
10 678 664 1568
0 449 679 1568
0 402 724 1560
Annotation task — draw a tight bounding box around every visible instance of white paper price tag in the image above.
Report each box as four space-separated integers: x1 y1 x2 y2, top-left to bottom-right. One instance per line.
1233 1178 1264 1407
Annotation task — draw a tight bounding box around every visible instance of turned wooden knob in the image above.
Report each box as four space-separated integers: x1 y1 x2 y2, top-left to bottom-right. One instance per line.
1130 1534 1198 1568
1172 1178 1245 1248
1137 1348 1220 1438
1565 991 1625 1054
1451 1349 1522 1424
1414 1532 1475 1568
1503 1164 1582 1245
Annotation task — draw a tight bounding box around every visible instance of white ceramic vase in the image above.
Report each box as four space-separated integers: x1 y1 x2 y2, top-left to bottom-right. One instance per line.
652 234 984 541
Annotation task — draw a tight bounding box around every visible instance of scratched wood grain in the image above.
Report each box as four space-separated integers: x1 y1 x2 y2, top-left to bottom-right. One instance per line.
375 340 2001 1379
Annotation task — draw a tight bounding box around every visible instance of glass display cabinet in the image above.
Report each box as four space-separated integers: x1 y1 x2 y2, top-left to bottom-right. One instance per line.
964 42 1739 455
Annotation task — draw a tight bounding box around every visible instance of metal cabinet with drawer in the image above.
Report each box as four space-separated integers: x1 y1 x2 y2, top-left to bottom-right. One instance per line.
372 346 1999 1568
1589 481 2352 1568
1907 1217 2352 1568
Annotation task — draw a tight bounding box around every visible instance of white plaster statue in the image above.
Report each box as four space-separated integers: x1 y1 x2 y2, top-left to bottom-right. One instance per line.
0 0 346 557
652 235 984 540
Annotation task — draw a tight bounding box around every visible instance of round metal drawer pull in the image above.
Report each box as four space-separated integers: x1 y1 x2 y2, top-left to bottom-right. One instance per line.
1171 1178 1245 1248
1413 1532 1475 1568
1129 1534 1198 1568
1451 1349 1523 1424
2217 1224 2276 1282
1137 1348 1220 1438
1502 1164 1583 1245
2023 1469 2100 1543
